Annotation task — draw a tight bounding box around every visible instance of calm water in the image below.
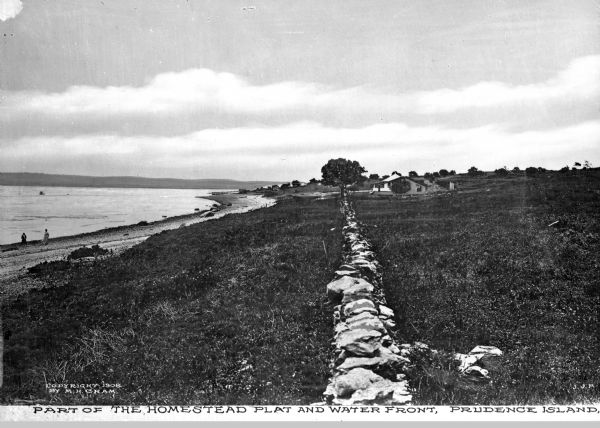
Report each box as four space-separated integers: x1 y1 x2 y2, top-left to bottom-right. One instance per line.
0 185 225 244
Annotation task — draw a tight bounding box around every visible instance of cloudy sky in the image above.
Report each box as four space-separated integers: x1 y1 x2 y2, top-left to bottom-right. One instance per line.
0 0 598 180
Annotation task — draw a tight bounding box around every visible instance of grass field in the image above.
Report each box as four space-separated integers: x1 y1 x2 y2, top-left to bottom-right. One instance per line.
2 171 599 405
354 170 600 404
1 196 343 404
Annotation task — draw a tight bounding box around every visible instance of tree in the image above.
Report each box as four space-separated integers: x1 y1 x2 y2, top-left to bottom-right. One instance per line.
432 171 440 178
559 166 569 173
321 158 367 196
291 180 301 187
574 162 581 168
439 169 449 177
449 170 456 176
424 172 433 180
368 173 380 180
525 167 538 176
512 166 521 173
391 170 402 176
495 167 509 176
408 171 418 178
381 174 390 180
467 166 482 177
281 182 291 189
309 177 318 183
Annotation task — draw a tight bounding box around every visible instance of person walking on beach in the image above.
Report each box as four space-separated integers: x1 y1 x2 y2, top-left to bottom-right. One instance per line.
42 229 49 245
21 233 27 245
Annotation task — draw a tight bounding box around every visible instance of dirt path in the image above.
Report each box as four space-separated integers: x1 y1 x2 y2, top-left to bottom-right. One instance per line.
0 194 274 282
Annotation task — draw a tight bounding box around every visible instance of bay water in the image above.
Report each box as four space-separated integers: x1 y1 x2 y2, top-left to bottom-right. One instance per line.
0 185 225 245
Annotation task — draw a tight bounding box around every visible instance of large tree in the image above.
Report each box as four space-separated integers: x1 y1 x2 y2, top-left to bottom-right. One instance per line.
321 158 367 197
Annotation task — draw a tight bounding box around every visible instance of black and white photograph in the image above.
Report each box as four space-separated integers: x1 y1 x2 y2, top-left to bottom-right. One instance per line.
0 0 599 422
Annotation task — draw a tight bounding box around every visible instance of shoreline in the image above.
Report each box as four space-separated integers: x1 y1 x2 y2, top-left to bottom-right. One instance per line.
0 193 275 281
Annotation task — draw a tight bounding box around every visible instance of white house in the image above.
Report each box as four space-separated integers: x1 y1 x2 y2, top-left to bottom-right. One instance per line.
370 173 403 192
371 174 455 194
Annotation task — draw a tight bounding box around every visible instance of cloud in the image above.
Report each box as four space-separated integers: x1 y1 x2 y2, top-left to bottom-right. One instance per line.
2 55 598 123
0 0 22 21
414 55 600 113
2 121 598 180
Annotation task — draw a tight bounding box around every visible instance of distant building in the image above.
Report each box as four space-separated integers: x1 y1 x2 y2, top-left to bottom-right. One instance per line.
371 173 403 192
371 173 455 194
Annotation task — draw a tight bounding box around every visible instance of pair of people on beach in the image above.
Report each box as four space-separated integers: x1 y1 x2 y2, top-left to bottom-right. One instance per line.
22 230 49 245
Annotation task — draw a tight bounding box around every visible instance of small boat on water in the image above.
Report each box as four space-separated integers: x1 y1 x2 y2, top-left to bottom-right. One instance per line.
39 191 45 195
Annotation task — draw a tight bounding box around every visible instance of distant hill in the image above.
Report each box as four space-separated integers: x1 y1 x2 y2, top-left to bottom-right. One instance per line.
0 172 280 190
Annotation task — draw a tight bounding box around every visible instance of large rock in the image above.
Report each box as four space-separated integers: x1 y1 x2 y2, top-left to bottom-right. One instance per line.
327 276 371 302
456 346 503 373
343 299 378 317
454 353 481 372
345 311 377 324
326 368 384 398
344 340 381 357
378 305 395 319
464 365 490 379
346 314 386 333
469 345 503 356
341 281 375 303
334 379 412 405
336 328 382 348
335 349 408 373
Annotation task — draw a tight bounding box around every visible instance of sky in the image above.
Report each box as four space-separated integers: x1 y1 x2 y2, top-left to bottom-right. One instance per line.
0 0 598 181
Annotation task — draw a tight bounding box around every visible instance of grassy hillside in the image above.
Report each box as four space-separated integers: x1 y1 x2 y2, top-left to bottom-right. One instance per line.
2 171 598 406
1 197 343 404
353 171 600 404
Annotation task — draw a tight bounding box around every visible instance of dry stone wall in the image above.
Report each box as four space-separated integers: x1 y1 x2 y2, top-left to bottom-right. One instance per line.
321 197 504 405
323 198 412 405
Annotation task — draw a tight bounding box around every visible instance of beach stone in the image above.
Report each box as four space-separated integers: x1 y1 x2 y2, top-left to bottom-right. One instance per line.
327 368 384 398
343 299 378 317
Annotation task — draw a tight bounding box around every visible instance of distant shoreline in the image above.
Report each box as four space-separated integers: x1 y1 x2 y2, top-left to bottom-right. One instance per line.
0 172 279 190
0 193 275 280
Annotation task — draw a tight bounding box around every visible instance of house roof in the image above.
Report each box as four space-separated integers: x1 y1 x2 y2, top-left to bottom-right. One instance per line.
381 173 403 183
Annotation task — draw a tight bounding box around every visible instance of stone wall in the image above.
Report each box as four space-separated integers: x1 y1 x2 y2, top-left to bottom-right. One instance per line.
321 197 503 405
322 198 412 405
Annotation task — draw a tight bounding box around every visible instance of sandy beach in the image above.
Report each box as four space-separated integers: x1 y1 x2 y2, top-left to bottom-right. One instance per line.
0 193 274 286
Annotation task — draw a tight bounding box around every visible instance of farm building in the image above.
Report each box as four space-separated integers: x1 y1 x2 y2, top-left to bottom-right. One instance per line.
371 174 454 195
